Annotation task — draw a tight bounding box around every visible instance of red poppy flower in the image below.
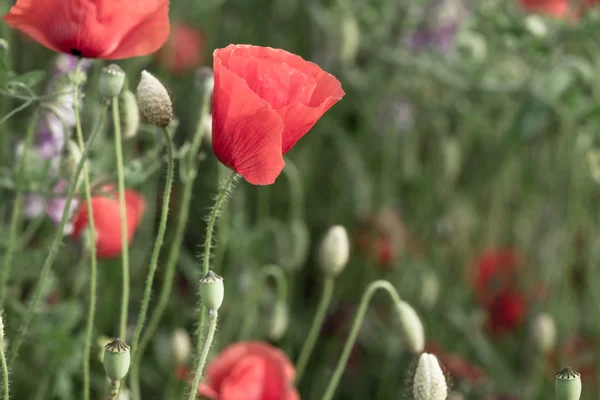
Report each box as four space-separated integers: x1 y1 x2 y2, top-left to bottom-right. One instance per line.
486 290 526 334
3 0 170 59
519 0 570 17
212 45 344 185
72 186 146 259
473 249 521 304
157 23 204 75
197 341 299 400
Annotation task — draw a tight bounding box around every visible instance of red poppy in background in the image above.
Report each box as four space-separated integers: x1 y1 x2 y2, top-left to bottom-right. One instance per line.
212 45 344 185
157 23 204 75
519 0 569 17
473 249 521 304
486 290 526 334
3 0 169 59
72 186 146 258
426 342 487 385
198 341 299 400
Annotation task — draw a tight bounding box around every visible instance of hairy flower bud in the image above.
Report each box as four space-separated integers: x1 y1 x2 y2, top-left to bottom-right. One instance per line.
170 328 191 366
199 270 224 311
413 353 447 400
120 90 140 138
99 64 126 98
396 300 425 354
555 367 582 400
265 302 289 341
136 70 173 128
103 338 131 381
531 313 556 354
318 225 350 277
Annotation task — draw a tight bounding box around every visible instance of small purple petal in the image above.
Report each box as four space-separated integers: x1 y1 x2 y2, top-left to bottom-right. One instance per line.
23 195 46 218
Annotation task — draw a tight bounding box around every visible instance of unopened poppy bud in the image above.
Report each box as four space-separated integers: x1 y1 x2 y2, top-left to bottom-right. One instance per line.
318 225 350 277
99 64 126 98
556 367 582 400
531 313 556 354
413 353 447 400
103 338 131 381
0 39 8 51
120 90 140 138
170 328 191 366
266 302 289 341
199 270 224 311
419 270 439 310
340 15 360 65
525 15 548 38
395 300 425 354
137 70 173 128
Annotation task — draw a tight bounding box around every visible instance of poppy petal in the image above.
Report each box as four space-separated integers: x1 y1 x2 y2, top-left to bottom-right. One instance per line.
219 355 265 400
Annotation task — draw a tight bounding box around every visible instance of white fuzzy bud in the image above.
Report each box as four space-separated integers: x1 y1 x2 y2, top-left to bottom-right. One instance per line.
413 353 447 400
531 313 557 354
170 328 191 366
318 225 350 277
396 301 425 354
136 70 173 128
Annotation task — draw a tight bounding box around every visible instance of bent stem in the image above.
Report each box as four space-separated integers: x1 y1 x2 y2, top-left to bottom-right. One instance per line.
1 345 8 400
295 277 334 383
113 97 130 340
320 280 402 400
0 110 38 306
9 59 100 366
130 127 174 357
188 310 218 400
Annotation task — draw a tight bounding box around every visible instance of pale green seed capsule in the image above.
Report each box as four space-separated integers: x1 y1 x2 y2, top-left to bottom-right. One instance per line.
555 367 582 400
199 270 224 311
103 338 131 381
99 64 125 99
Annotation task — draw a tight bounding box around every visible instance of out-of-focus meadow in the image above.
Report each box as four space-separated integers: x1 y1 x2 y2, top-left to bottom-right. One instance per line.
1 0 600 399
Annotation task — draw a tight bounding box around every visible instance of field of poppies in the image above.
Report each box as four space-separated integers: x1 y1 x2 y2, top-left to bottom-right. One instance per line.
1 0 600 399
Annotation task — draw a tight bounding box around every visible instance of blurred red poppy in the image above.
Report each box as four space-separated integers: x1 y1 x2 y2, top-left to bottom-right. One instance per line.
486 290 526 334
425 342 486 385
157 23 204 75
212 45 344 185
519 0 569 17
198 341 299 400
175 365 190 381
72 186 146 259
3 0 169 59
473 249 521 304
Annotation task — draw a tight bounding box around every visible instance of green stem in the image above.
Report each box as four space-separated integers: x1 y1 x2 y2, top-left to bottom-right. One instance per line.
188 311 218 400
113 97 130 340
320 280 402 400
9 59 99 366
0 345 8 400
130 90 211 400
108 379 120 400
0 109 38 306
295 277 334 383
79 97 108 400
130 127 174 358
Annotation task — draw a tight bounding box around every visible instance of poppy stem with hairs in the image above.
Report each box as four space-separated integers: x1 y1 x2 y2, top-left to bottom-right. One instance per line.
130 126 175 365
129 88 212 400
112 96 131 341
188 310 218 400
0 106 39 307
9 58 101 367
194 170 238 356
1 343 9 400
320 280 402 400
295 277 334 383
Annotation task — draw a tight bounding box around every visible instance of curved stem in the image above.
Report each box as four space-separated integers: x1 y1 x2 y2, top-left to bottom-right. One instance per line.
0 109 38 306
130 127 174 359
295 277 334 383
113 97 130 340
0 345 8 400
9 59 99 366
320 280 401 400
80 99 108 400
188 311 218 400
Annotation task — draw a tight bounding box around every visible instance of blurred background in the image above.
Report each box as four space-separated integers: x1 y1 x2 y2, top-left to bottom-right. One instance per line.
2 0 600 398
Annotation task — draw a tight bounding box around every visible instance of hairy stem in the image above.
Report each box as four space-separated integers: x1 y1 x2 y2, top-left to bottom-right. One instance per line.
0 345 8 400
188 311 218 400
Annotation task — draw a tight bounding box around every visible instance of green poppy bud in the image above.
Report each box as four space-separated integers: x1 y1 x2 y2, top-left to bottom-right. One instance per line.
103 338 131 381
555 367 582 400
199 270 224 311
265 302 289 341
395 300 425 354
136 70 173 128
170 328 191 366
318 225 350 277
413 353 447 400
99 64 125 99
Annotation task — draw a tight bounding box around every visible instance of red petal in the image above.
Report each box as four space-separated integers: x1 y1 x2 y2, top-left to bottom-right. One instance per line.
220 355 265 400
206 342 254 393
212 49 285 185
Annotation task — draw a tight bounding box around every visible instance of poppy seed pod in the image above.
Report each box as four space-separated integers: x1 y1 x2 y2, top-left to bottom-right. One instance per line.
120 90 140 139
531 313 556 354
555 367 582 400
170 328 191 366
395 300 425 354
266 302 289 341
99 64 125 98
413 353 448 400
136 70 173 128
103 338 131 381
318 225 350 277
199 270 224 311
